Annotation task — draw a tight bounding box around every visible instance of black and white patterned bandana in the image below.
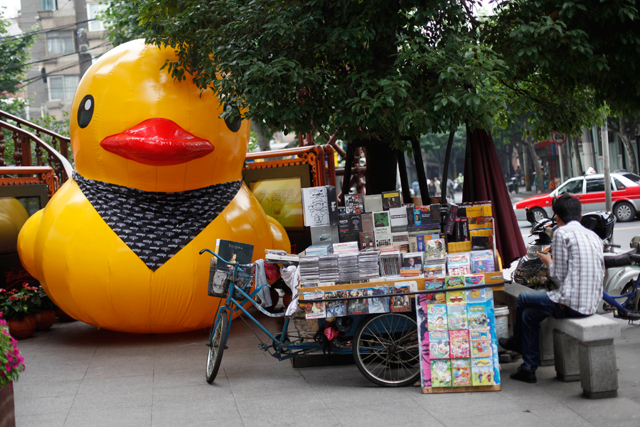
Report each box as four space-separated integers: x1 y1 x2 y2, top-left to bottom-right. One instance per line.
73 172 242 271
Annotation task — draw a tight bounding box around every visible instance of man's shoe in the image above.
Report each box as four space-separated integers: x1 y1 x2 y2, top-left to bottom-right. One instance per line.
510 366 537 384
498 337 521 353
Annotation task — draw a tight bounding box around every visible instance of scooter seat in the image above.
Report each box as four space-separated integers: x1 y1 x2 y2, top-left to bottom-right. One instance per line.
604 250 636 269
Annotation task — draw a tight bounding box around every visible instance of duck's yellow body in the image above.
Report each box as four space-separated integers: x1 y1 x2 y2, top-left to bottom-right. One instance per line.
17 40 289 333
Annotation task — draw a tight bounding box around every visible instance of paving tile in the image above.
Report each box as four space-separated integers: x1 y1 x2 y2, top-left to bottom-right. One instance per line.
14 395 75 417
500 382 565 410
412 390 522 420
560 395 640 425
235 391 326 417
83 355 155 379
151 404 241 426
14 411 68 427
152 384 236 408
14 379 81 400
441 411 553 427
77 374 154 395
330 400 440 427
242 409 341 427
153 368 205 389
529 405 594 427
63 406 152 427
69 388 153 412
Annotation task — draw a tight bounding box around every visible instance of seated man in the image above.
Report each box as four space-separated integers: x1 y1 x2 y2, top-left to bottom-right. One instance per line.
499 195 604 383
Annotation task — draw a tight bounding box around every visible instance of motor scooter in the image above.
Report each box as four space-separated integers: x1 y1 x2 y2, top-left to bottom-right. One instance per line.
600 236 640 314
513 208 617 292
507 176 519 194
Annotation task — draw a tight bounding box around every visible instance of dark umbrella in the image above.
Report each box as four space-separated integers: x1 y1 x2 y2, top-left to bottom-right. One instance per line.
462 128 526 267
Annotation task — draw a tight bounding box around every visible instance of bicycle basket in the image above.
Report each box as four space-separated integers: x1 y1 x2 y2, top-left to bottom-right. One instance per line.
207 257 230 298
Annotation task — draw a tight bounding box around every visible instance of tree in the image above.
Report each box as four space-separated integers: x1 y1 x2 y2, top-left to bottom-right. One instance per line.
608 115 639 174
0 12 37 114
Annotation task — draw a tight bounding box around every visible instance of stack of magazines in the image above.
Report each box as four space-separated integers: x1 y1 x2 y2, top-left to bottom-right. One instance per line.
338 252 360 282
318 254 339 283
358 250 381 280
299 256 320 287
379 246 402 277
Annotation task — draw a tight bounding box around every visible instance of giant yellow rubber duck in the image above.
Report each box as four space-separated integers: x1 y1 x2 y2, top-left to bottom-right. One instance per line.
17 39 290 333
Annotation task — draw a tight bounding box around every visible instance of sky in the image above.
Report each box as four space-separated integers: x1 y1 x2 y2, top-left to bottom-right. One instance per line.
0 0 19 19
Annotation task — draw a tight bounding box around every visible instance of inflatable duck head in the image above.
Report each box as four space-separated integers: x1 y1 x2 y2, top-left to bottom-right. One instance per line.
71 39 248 192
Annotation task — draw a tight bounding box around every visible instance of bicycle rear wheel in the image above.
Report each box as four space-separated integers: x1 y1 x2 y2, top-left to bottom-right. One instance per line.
353 313 420 387
206 309 229 384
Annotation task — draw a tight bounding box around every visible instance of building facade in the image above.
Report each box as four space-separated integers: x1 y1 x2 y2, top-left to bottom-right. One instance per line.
18 0 111 120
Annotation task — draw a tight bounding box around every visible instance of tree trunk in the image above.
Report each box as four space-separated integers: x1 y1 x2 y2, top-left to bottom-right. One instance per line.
250 120 270 151
521 141 532 191
526 137 544 192
613 117 638 174
570 135 583 176
364 142 398 195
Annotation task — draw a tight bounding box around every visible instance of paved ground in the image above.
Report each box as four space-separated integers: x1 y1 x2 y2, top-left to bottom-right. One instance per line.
13 307 640 427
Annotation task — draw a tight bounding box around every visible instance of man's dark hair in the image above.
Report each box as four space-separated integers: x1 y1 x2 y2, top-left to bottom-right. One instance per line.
552 195 582 223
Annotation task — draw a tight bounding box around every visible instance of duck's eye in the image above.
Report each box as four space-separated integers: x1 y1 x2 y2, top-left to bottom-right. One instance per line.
224 103 241 132
77 95 94 129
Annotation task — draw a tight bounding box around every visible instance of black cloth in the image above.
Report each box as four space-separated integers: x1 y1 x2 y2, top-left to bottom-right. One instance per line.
73 172 242 271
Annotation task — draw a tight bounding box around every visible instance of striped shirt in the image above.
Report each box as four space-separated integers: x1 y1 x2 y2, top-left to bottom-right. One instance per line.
548 220 604 315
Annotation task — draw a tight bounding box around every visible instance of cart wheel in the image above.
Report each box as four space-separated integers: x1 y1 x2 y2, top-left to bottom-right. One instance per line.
206 309 229 384
353 313 420 387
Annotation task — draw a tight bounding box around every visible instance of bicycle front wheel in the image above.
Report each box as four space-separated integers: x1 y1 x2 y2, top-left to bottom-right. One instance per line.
353 313 420 387
206 309 229 384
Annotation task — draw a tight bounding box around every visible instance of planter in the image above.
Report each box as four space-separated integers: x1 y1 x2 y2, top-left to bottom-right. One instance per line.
35 309 56 331
0 383 15 427
53 306 76 322
6 316 37 340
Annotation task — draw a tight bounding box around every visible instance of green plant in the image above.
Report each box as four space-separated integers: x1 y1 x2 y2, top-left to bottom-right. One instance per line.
0 314 25 388
0 284 42 320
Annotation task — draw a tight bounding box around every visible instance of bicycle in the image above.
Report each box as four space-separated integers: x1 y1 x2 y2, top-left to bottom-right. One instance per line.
199 248 421 387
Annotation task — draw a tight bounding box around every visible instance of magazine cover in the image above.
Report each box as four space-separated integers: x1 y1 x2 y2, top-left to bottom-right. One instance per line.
447 303 468 330
390 285 411 312
344 193 364 214
425 277 446 304
425 238 446 260
382 191 402 210
446 290 466 305
470 250 495 273
427 304 448 331
428 331 450 359
367 286 390 313
467 288 492 303
444 275 464 289
431 359 452 387
423 262 446 278
450 330 471 359
346 289 368 315
416 294 431 387
471 358 494 386
401 252 423 277
216 239 255 274
464 274 485 287
303 292 326 319
470 329 493 358
446 252 471 276
325 290 347 317
452 359 472 387
364 194 383 213
467 303 489 329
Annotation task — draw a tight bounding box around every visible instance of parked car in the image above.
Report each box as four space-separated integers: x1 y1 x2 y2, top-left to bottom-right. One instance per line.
513 172 640 223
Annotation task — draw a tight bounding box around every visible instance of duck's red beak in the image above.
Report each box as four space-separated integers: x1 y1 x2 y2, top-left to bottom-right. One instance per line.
100 118 214 166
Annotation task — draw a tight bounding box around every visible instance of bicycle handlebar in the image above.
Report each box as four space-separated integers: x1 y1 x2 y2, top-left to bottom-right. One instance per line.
199 248 255 269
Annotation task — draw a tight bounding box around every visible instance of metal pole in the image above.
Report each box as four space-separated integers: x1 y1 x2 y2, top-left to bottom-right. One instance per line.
411 137 430 204
558 143 565 183
602 121 613 212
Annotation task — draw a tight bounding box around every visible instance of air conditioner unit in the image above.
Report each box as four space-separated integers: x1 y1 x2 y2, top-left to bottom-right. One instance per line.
79 44 89 53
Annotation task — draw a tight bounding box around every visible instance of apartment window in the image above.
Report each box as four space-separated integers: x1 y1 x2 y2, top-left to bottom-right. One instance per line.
88 2 109 32
48 75 79 101
47 32 74 55
42 0 57 11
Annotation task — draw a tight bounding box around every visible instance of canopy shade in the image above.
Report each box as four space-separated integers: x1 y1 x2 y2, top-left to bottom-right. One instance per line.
462 128 526 266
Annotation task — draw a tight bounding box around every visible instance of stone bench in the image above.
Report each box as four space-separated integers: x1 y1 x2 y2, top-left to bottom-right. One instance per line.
497 283 621 399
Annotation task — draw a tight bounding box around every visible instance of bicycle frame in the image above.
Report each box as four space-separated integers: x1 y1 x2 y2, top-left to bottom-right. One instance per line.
602 271 640 314
201 249 351 361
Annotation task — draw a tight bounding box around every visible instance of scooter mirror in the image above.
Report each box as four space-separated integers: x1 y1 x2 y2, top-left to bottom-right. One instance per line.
525 208 536 223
